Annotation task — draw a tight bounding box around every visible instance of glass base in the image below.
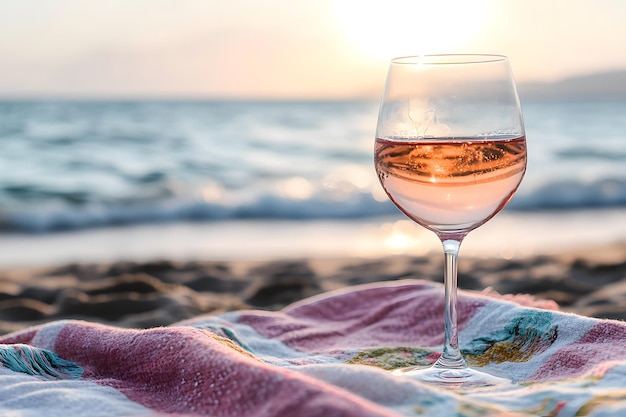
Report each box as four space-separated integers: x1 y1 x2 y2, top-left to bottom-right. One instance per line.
392 365 510 389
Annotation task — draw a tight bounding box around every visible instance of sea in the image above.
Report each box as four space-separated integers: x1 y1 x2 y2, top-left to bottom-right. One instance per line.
0 99 625 267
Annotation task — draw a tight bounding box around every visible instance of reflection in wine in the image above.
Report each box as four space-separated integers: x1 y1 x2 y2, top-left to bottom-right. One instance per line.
375 136 526 238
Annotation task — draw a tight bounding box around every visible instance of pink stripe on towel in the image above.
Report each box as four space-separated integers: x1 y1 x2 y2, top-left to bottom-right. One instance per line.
239 281 487 351
53 322 397 417
0 280 625 416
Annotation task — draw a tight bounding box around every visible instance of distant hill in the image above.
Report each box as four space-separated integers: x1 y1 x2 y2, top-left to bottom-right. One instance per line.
518 69 626 100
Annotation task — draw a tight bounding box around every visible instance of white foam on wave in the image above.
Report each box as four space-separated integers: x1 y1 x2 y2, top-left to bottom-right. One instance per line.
2 100 626 234
3 176 626 234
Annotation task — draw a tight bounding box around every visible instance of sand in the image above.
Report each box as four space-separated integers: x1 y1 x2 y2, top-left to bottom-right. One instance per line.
0 241 624 336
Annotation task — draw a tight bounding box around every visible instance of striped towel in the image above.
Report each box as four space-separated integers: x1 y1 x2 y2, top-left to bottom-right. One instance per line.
0 279 625 417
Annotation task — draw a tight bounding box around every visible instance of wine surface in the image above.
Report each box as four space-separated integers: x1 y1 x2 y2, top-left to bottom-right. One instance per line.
375 136 527 236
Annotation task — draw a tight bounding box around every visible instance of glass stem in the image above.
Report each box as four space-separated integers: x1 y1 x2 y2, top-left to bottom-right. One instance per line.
434 238 468 370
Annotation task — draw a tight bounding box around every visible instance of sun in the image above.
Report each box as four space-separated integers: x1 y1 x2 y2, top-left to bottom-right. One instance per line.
333 0 490 61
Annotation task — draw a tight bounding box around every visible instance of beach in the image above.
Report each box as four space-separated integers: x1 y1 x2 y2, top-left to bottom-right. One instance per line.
0 99 624 335
0 98 625 416
0 207 624 336
3 6 626 416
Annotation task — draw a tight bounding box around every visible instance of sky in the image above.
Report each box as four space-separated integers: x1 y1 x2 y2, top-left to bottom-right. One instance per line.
0 0 625 99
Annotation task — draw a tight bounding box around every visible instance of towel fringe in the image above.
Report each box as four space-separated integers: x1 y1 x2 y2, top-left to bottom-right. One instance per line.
0 344 83 380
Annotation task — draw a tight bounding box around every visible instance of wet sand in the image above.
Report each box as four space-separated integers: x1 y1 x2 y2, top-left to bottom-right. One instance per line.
0 242 623 335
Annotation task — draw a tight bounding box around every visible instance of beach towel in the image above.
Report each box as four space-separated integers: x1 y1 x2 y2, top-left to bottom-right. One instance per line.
0 279 625 417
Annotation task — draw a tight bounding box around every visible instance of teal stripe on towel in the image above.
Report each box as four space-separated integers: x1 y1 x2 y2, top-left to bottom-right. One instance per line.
0 344 83 380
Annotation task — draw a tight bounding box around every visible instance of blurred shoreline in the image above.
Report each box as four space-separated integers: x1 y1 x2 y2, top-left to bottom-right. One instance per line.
0 214 624 336
2 207 624 270
0 207 623 335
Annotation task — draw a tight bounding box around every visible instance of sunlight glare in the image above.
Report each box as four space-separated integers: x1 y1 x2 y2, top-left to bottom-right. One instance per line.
333 0 490 60
199 182 225 202
279 177 314 200
381 220 429 255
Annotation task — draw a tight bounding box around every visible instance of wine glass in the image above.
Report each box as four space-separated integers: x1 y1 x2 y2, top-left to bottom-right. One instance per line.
374 54 526 387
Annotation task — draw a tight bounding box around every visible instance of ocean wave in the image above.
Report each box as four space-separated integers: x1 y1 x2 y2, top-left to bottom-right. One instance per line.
2 100 626 234
556 147 626 161
1 178 625 234
511 178 626 210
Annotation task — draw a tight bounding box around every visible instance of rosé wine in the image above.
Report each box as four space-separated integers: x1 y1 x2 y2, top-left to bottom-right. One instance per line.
375 136 527 237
